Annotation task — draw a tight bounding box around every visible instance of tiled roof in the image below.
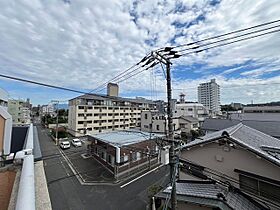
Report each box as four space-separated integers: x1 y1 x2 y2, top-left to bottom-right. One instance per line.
186 123 280 166
201 118 280 138
158 181 266 210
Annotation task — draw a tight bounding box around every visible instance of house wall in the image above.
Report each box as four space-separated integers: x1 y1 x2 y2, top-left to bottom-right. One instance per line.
181 142 280 184
177 202 212 210
89 136 159 177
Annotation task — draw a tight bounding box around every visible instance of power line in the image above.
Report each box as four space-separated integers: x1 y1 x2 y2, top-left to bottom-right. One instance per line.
92 23 280 89
90 52 152 93
177 24 280 53
0 73 88 94
179 28 280 57
180 158 280 207
171 19 280 49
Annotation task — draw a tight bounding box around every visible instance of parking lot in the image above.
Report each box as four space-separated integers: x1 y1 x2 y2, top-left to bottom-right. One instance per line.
38 125 170 210
60 144 115 183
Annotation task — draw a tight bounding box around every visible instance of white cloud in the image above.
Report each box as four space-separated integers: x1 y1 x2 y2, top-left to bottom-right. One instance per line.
0 0 279 104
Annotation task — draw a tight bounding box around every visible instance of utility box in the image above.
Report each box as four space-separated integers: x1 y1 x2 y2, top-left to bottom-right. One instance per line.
160 146 170 165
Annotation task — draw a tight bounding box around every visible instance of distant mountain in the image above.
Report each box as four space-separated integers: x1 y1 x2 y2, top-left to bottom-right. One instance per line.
58 103 68 110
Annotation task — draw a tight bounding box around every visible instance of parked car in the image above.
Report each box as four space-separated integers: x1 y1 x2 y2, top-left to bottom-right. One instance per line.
60 141 70 149
71 138 82 147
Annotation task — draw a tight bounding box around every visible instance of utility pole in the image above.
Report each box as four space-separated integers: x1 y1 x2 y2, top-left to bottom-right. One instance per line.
166 61 177 210
152 51 177 210
51 100 59 146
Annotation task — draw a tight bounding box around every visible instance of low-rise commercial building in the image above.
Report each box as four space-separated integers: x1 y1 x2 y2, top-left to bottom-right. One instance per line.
243 105 280 113
201 118 280 139
88 130 162 179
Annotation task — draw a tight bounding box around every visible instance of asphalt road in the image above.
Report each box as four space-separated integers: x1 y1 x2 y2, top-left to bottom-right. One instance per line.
37 124 170 210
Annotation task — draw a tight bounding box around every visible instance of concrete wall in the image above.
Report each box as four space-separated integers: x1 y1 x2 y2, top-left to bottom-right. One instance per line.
181 142 280 183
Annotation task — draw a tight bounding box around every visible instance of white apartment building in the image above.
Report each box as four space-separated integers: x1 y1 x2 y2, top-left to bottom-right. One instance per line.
41 104 55 116
68 84 156 136
198 79 221 116
8 99 31 124
173 103 209 123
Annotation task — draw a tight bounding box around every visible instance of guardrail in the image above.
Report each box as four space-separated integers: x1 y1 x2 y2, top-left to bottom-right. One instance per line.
15 124 35 210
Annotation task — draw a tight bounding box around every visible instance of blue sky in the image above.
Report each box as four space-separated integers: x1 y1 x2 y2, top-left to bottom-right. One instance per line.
0 0 280 105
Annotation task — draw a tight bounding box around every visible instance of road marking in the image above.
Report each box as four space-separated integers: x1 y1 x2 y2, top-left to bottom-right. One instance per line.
120 165 162 188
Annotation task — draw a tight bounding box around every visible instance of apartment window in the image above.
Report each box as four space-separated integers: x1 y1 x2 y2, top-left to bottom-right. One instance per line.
78 114 84 117
145 114 148 119
86 113 93 116
239 174 280 202
188 108 193 111
88 106 93 109
156 125 160 131
78 121 83 124
78 106 84 109
94 113 99 116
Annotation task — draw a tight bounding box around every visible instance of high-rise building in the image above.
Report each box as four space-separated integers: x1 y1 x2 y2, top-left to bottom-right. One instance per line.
198 79 220 115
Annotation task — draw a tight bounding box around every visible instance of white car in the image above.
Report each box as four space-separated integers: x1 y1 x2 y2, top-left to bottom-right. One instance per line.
71 138 82 147
60 141 70 149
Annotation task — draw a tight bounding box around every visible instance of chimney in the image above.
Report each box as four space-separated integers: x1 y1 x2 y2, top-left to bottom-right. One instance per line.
107 83 119 97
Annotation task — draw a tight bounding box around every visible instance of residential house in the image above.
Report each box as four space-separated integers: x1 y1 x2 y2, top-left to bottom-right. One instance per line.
173 103 209 125
140 111 199 137
179 123 280 209
155 180 268 210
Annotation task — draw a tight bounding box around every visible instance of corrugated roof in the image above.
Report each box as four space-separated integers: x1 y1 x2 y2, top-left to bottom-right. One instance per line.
202 118 280 138
230 113 280 122
89 130 164 147
158 181 266 210
186 123 280 167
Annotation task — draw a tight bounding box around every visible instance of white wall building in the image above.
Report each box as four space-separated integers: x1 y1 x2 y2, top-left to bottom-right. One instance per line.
198 79 221 116
141 111 199 136
0 88 8 111
0 88 12 156
8 99 31 124
68 85 156 136
41 104 55 116
173 103 209 124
